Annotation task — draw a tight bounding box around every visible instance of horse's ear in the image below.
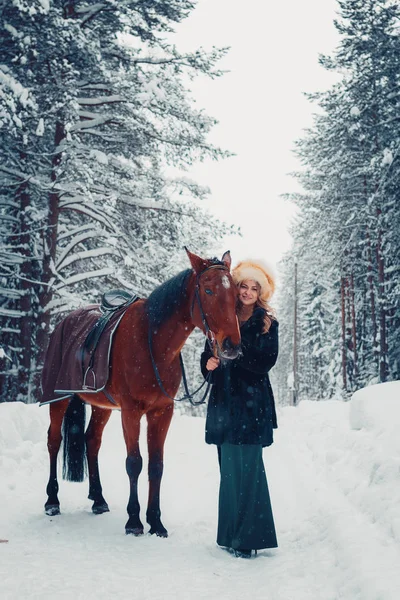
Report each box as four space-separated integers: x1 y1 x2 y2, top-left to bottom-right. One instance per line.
221 251 231 270
185 247 209 274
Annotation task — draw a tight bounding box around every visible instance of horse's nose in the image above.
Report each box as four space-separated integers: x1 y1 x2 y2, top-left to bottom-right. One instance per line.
221 337 241 359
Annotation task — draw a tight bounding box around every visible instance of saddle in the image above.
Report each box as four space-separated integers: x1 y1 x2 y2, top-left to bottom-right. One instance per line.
83 289 138 366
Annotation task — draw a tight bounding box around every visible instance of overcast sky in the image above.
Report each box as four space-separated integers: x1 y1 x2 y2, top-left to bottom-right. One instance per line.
174 0 340 270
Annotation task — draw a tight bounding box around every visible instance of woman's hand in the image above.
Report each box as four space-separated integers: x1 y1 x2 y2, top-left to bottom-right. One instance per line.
206 357 220 371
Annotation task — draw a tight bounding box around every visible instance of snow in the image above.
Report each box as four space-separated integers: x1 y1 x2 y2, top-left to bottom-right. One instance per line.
77 95 125 106
124 256 134 267
38 0 50 14
0 306 25 318
381 148 394 166
1 387 400 599
57 247 119 271
90 149 109 165
0 66 36 110
350 381 399 429
136 76 167 106
53 267 116 289
70 115 116 131
4 23 22 39
35 117 44 136
350 380 400 447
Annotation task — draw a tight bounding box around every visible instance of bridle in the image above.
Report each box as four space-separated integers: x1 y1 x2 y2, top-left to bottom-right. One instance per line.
190 264 229 355
148 264 230 405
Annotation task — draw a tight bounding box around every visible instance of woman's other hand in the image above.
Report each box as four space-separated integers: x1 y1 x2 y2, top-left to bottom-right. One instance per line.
206 357 220 371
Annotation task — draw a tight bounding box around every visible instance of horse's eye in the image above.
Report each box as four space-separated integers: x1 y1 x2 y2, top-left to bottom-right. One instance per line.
205 289 213 295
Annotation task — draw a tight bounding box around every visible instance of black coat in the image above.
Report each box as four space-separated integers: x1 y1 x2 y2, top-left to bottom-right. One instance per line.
201 308 279 447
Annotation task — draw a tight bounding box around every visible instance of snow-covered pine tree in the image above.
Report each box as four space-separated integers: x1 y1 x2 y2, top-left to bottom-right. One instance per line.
277 0 400 401
0 1 236 402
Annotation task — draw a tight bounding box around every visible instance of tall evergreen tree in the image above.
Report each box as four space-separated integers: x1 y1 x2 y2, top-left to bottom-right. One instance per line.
277 0 400 402
0 1 235 402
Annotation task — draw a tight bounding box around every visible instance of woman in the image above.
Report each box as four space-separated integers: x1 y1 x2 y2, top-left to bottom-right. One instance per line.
200 259 278 559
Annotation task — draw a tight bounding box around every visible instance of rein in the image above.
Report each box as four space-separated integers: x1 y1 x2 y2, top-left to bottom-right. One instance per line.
148 265 227 406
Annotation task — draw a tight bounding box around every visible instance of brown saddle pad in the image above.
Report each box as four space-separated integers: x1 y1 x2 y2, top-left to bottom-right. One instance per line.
41 304 129 405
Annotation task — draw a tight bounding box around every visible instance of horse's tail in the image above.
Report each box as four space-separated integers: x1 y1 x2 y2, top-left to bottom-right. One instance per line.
62 395 87 482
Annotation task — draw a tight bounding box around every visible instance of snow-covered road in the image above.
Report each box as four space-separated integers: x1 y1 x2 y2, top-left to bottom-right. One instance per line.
1 397 399 600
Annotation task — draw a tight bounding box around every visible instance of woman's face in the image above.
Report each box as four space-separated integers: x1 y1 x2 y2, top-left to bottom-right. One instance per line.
238 279 259 307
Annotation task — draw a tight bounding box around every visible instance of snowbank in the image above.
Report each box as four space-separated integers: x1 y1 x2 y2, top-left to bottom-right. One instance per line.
350 380 400 438
1 396 400 599
0 401 46 452
280 390 400 550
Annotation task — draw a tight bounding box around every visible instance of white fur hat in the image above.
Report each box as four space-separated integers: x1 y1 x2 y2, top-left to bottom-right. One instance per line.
232 259 276 301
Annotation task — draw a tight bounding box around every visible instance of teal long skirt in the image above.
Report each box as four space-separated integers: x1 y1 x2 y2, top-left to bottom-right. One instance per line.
217 443 278 551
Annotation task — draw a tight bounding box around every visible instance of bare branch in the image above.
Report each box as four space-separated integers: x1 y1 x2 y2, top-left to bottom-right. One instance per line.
76 3 110 26
70 115 122 131
59 201 119 233
57 247 120 271
76 95 125 106
54 267 115 290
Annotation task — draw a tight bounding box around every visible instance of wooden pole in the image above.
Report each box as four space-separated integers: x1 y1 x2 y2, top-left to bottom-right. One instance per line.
376 209 388 382
350 271 358 383
293 259 298 406
340 275 347 392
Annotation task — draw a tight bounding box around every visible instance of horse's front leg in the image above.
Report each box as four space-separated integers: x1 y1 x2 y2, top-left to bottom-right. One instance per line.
85 406 112 514
146 403 174 537
45 400 68 515
121 408 144 535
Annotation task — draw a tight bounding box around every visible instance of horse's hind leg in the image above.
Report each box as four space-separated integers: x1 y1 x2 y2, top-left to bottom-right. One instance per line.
146 403 174 537
121 408 144 535
45 400 68 516
85 406 112 514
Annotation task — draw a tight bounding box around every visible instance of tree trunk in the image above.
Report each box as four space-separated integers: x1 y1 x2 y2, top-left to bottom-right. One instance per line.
375 208 388 382
63 1 76 18
34 121 65 400
340 274 347 392
365 226 379 370
349 271 358 383
17 176 34 401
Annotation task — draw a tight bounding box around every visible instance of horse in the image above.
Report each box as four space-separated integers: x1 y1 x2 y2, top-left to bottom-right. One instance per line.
42 248 241 537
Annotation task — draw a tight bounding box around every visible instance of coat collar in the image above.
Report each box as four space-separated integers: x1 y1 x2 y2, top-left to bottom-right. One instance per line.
240 306 265 332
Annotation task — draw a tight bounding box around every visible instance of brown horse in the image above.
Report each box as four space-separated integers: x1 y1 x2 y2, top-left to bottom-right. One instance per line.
43 249 241 537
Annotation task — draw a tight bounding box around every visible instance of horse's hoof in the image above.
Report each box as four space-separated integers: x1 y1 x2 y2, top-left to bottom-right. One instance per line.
125 516 144 535
92 502 110 515
149 526 168 538
125 527 144 536
45 505 60 516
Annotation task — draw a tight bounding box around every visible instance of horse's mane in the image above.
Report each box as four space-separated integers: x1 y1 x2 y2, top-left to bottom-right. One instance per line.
146 258 224 330
146 269 192 330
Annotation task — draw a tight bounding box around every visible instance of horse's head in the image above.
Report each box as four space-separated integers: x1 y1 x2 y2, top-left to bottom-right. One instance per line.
186 248 241 360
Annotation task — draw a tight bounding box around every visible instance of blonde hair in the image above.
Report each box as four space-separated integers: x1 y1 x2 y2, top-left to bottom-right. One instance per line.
236 281 276 333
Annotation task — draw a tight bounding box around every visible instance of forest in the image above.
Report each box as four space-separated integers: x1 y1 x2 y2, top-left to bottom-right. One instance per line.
0 0 234 405
275 0 400 403
1 0 399 406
